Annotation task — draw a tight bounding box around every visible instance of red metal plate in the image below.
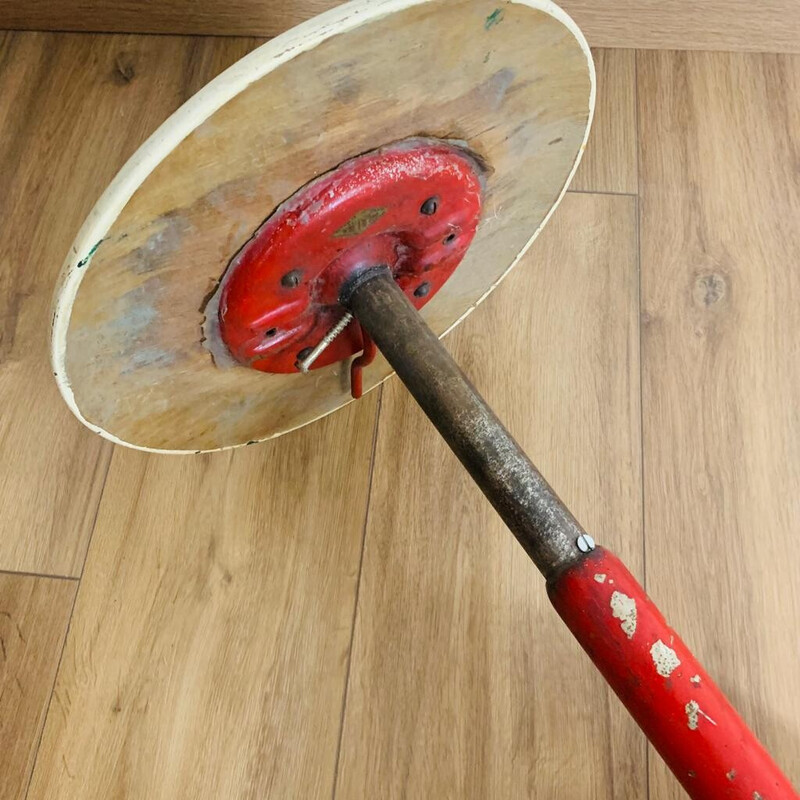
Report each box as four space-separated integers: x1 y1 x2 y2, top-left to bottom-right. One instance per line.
216 138 485 373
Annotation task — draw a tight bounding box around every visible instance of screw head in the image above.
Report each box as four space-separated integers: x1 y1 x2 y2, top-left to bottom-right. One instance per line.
281 269 303 288
576 534 596 553
420 196 438 215
297 347 313 361
414 282 431 298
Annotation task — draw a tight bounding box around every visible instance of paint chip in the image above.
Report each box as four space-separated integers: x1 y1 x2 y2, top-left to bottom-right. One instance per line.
594 573 607 583
727 769 737 781
685 699 717 730
610 591 637 639
484 8 504 29
753 793 764 800
690 674 701 685
76 238 104 269
686 700 700 730
650 640 680 677
333 207 386 237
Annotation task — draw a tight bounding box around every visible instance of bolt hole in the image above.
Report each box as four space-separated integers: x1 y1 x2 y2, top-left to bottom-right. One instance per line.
443 232 457 245
264 327 278 338
420 196 438 216
281 269 303 288
414 282 431 298
297 347 313 361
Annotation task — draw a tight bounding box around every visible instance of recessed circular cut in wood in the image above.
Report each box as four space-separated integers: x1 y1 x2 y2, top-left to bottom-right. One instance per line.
51 0 595 453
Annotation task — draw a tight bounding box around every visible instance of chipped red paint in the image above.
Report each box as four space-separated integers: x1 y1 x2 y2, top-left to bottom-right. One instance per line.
217 138 484 373
548 548 799 800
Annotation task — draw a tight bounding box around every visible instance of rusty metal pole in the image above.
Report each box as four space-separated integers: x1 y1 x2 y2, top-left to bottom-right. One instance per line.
342 266 800 800
343 266 588 579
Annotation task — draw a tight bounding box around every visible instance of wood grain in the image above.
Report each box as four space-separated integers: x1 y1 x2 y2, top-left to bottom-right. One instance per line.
1 0 799 53
26 395 378 799
571 49 637 195
0 574 76 800
638 50 800 793
55 0 592 452
335 192 644 798
0 32 260 575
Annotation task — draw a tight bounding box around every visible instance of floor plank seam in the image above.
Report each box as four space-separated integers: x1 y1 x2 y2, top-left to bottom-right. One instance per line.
21 445 113 800
632 48 651 800
567 188 637 198
0 569 79 581
20 581 80 800
0 26 263 41
329 385 384 800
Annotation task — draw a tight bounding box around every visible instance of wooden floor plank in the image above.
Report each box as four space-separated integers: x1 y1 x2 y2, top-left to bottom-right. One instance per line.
638 50 800 794
571 49 637 195
0 32 260 575
2 0 799 54
335 192 643 799
0 574 76 800
26 396 379 799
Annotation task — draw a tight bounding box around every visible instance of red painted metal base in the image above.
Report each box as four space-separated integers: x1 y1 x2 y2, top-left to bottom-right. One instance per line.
548 547 799 800
217 138 485 374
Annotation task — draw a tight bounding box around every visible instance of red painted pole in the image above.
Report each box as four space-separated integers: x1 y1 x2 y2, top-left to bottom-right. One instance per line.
548 547 799 800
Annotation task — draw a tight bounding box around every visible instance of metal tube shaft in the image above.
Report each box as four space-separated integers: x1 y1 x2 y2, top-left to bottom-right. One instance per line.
345 268 587 579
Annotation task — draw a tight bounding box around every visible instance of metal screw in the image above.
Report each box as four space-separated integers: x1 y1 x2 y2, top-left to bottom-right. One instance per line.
295 311 354 373
281 269 303 288
414 282 431 298
420 197 438 215
576 534 596 553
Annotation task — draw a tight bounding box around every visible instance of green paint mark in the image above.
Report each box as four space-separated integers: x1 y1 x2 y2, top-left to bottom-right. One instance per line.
484 8 504 30
76 238 104 268
333 207 387 238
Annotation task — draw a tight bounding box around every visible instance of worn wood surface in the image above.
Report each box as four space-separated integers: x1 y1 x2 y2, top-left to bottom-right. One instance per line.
0 574 76 800
1 0 799 53
54 0 591 452
638 50 800 793
571 49 637 195
26 396 379 799
335 192 643 798
0 32 261 575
